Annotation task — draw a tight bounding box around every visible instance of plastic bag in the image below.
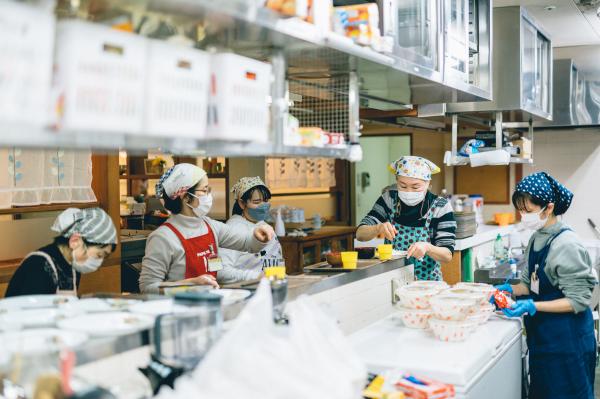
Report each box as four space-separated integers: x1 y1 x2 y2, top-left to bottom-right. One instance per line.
156 279 367 399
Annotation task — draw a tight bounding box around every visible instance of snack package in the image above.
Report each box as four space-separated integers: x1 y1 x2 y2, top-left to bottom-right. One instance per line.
493 289 515 309
395 374 455 399
333 3 380 45
266 0 309 18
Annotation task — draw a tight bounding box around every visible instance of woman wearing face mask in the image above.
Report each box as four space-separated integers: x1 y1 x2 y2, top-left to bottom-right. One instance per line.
5 207 117 297
140 164 275 294
218 177 283 284
496 172 596 399
356 156 456 281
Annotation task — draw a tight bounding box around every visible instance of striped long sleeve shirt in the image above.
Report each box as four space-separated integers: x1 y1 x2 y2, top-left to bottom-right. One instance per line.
359 189 457 253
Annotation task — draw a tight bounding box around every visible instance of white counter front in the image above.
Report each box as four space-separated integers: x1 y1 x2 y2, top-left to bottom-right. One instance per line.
350 314 523 398
454 225 517 251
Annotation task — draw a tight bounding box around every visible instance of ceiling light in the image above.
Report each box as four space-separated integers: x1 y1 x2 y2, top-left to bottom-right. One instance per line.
544 5 557 11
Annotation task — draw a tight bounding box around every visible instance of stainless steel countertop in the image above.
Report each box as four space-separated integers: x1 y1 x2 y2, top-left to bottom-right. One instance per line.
73 257 408 366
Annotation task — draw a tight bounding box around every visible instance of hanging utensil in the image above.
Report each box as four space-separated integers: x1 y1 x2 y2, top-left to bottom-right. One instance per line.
588 219 600 238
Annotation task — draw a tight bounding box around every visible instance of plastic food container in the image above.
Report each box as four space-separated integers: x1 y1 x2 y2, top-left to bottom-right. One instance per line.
454 282 496 302
444 287 488 308
467 302 495 325
395 307 433 329
429 295 479 321
411 281 450 290
396 285 440 310
428 318 478 342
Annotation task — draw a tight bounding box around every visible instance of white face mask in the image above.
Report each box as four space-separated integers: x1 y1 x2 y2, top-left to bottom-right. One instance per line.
398 190 426 206
520 208 548 231
187 193 213 218
72 254 103 274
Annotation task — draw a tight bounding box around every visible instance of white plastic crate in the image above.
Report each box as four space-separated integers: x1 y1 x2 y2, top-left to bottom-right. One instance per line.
144 40 210 138
206 53 272 143
0 1 55 126
53 20 147 134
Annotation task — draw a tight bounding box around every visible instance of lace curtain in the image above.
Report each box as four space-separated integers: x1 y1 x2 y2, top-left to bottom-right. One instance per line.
0 148 96 208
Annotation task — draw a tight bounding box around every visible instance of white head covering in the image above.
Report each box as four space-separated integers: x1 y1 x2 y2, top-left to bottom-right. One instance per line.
52 207 118 245
231 176 267 200
155 163 207 199
388 156 440 181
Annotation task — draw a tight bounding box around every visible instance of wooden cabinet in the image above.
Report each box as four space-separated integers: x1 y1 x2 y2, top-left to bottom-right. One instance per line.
279 226 357 275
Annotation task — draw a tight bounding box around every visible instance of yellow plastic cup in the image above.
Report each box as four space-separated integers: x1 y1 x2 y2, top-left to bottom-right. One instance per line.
341 251 358 269
264 266 286 279
377 244 393 261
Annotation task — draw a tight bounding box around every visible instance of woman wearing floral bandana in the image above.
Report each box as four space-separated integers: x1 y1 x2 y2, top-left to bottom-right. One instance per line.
496 172 597 399
139 164 275 294
356 156 456 281
218 177 283 284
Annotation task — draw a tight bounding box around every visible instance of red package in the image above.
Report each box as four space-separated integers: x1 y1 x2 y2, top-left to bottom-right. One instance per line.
493 289 514 309
395 374 455 399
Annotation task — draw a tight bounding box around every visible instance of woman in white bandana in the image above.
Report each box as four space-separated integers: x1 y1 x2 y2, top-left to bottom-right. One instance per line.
140 164 275 294
356 156 456 281
6 207 118 297
218 177 283 284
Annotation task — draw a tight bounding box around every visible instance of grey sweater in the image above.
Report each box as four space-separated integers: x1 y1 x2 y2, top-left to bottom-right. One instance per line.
521 222 597 313
140 214 267 294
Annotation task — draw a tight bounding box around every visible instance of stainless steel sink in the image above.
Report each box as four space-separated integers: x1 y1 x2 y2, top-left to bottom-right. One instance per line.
473 256 527 285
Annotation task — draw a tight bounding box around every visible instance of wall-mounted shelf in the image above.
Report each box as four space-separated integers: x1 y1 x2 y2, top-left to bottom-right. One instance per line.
120 174 162 180
0 201 99 215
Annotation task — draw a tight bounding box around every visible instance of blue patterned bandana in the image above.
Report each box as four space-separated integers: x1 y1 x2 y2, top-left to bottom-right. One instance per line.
515 172 573 215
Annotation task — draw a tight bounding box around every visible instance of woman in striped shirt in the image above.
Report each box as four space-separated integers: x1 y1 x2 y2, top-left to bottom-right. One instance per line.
356 156 456 281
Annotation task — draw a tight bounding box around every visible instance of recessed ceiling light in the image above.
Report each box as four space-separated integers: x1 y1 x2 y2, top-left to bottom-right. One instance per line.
544 5 557 11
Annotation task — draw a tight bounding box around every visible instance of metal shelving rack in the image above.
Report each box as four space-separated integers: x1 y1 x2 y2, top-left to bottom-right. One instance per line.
0 0 494 160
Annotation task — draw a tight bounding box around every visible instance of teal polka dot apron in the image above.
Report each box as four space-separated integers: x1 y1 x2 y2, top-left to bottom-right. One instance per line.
385 197 444 281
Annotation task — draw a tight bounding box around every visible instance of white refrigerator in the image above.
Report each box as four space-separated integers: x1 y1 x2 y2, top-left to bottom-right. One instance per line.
350 314 523 399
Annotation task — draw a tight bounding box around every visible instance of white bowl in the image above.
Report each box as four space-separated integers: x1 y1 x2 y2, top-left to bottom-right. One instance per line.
429 318 478 342
443 288 488 308
396 285 441 310
410 281 450 290
429 295 479 321
395 307 433 329
454 283 496 302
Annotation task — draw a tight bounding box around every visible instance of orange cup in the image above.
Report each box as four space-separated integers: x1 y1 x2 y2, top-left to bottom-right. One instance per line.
494 213 513 226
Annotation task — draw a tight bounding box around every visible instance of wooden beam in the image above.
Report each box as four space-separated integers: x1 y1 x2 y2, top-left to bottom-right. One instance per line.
360 108 418 119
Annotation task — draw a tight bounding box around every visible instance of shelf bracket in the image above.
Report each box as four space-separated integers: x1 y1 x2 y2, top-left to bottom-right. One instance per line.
348 71 361 144
451 114 458 157
270 49 287 154
495 111 503 150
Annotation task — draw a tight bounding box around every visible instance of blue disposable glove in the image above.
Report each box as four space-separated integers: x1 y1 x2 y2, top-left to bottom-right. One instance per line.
494 283 513 294
502 299 537 318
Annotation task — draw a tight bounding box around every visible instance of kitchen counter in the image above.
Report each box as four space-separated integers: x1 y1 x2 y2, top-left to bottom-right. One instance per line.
454 224 516 251
68 256 410 368
223 256 407 301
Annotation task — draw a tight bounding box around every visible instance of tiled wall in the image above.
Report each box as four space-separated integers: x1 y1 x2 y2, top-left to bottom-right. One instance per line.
524 130 600 240
309 265 414 335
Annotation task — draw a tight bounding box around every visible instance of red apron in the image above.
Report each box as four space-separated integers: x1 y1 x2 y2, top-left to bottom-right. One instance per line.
163 222 218 279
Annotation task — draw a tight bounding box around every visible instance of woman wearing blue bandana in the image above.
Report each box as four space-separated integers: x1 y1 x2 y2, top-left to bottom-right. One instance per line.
498 172 597 399
219 177 283 284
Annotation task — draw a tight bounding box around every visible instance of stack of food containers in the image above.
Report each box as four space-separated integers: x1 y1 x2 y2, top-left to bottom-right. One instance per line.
395 281 497 342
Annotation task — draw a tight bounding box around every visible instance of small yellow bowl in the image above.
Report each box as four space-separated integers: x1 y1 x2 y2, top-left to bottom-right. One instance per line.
377 244 393 260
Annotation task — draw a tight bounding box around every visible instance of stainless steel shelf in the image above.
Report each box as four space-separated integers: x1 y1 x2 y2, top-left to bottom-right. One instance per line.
446 157 533 166
0 123 351 159
145 0 492 107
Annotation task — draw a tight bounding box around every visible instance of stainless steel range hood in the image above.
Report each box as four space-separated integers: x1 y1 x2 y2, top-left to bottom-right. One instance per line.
536 59 597 128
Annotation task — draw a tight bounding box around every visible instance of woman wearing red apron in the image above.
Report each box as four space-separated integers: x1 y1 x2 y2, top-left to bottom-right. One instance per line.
140 164 274 294
497 172 597 399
